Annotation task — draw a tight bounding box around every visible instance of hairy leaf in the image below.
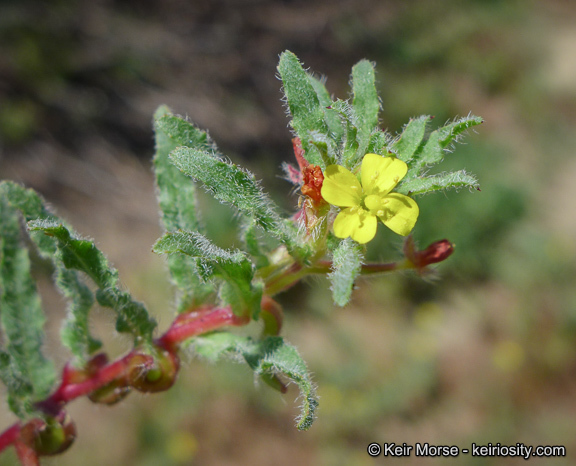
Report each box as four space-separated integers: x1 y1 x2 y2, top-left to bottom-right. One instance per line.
397 170 480 196
391 115 431 163
308 75 343 143
168 146 307 260
351 60 380 159
278 50 328 167
28 220 156 340
410 115 483 173
328 238 364 306
192 333 318 430
0 195 55 417
153 231 262 319
153 106 215 311
0 182 102 363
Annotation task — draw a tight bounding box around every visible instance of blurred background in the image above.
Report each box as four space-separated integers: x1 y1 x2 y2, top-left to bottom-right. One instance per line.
1 0 576 464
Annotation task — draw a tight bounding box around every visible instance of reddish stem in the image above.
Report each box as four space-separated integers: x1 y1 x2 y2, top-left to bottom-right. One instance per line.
13 440 39 466
0 304 251 460
0 423 20 454
41 354 132 411
157 305 249 351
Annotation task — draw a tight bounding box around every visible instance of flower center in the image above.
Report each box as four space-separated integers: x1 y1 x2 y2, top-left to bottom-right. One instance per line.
363 194 384 213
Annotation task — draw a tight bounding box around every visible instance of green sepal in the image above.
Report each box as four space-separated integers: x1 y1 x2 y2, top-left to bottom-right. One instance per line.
153 231 262 319
28 220 157 341
328 238 364 307
191 333 318 430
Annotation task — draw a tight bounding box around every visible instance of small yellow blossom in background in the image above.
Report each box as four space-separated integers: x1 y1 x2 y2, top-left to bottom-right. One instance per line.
320 153 419 243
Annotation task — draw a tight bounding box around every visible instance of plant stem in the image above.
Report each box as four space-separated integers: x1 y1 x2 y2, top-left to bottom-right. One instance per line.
157 306 249 351
0 423 20 454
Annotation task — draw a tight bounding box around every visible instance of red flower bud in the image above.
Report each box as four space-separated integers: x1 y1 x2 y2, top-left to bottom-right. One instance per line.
403 236 454 272
301 165 325 205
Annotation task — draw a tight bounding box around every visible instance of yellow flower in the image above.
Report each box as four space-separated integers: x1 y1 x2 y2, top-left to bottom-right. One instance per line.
320 153 419 243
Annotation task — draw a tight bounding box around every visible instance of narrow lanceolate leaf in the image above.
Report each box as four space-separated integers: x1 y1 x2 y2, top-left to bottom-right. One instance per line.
153 106 215 312
278 50 327 167
153 231 262 319
308 75 343 143
351 60 380 157
57 269 102 359
329 238 364 307
391 115 431 163
0 195 55 418
0 181 102 363
192 333 318 431
154 107 207 233
410 115 484 173
397 170 480 196
169 146 305 259
28 220 157 340
367 129 392 157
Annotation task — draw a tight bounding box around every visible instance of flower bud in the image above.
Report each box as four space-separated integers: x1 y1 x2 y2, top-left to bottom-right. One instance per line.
403 236 454 273
19 413 76 456
127 345 180 393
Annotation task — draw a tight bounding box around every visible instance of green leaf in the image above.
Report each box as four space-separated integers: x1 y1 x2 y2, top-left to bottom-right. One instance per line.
411 115 483 173
57 269 102 359
367 129 392 156
154 107 207 234
153 231 262 319
397 170 480 196
391 115 431 163
239 217 270 269
278 50 327 167
0 195 55 417
328 238 364 306
351 59 380 157
308 75 343 143
0 181 102 363
168 146 307 261
192 333 318 430
28 220 157 340
153 107 215 312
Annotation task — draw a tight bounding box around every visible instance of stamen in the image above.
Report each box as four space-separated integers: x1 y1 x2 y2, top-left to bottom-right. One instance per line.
377 210 384 217
393 176 399 183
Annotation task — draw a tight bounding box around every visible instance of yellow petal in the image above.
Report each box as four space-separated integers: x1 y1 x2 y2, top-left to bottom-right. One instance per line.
333 207 377 244
377 193 419 236
321 165 362 207
361 153 408 196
